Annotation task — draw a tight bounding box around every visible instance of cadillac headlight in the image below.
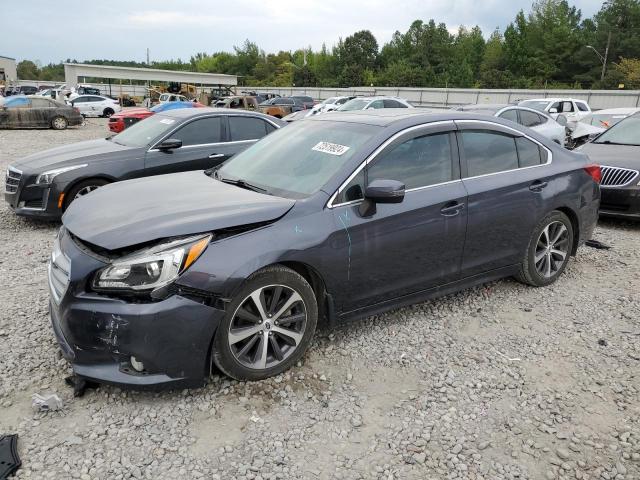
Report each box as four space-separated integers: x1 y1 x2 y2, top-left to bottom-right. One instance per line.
36 164 88 184
93 234 211 292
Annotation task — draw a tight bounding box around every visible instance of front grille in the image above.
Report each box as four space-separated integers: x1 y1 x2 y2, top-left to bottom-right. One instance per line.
48 235 71 304
600 166 639 188
5 166 22 193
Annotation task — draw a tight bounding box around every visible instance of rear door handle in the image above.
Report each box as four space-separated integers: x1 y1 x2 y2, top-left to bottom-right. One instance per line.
529 180 548 192
440 202 465 216
208 153 225 159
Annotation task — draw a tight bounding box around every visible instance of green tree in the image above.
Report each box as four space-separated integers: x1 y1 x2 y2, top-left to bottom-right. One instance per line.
17 60 40 80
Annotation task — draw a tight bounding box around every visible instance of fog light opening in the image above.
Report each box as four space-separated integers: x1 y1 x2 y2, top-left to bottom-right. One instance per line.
130 356 145 372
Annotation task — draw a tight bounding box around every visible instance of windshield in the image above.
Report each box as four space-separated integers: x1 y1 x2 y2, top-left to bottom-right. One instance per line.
587 113 629 128
520 100 551 112
337 99 370 111
111 114 177 148
321 97 337 105
592 115 640 146
218 120 380 198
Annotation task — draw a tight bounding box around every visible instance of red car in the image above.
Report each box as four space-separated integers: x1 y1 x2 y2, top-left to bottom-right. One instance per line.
108 102 206 133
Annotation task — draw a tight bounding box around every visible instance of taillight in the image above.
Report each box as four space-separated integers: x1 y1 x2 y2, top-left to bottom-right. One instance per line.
584 164 601 184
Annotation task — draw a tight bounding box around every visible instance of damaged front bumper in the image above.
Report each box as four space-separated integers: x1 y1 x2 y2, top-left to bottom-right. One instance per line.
48 228 224 390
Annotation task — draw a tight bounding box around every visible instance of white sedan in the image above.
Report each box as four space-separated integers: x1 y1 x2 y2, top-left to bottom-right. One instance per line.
70 95 122 118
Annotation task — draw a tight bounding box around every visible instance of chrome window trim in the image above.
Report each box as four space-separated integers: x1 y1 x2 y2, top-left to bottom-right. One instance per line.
327 121 456 209
147 114 279 152
326 119 553 209
455 119 553 181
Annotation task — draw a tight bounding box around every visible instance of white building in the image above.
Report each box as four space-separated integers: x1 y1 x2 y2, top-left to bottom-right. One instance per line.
0 55 17 85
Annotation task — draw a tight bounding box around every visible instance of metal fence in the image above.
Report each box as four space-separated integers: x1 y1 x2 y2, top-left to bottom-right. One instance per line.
253 87 640 110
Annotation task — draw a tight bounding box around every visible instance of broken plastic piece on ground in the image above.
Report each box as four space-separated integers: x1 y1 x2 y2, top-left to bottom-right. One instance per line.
598 339 608 346
65 375 98 398
31 393 63 412
585 239 611 250
0 434 21 479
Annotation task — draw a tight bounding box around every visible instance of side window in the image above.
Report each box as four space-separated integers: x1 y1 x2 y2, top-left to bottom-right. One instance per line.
520 110 542 127
515 137 544 168
30 98 53 108
368 100 384 109
368 132 453 189
499 109 518 123
229 116 268 141
172 117 222 146
550 102 560 112
264 122 276 134
383 99 407 108
461 130 519 177
336 169 365 204
561 101 574 112
536 113 548 124
90 96 103 102
74 96 88 103
576 102 589 112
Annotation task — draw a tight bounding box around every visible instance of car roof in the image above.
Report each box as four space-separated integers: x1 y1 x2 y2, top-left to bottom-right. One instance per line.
521 98 586 103
457 103 509 112
591 107 640 115
312 108 476 126
158 106 285 123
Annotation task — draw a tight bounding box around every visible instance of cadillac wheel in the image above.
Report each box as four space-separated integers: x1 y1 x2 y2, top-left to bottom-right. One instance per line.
213 266 318 380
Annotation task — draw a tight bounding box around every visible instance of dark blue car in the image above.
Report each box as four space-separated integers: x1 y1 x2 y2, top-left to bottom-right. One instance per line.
51 110 601 389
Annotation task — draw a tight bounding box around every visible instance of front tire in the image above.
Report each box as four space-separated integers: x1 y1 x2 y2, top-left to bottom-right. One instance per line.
63 179 110 211
213 265 318 381
103 108 115 118
516 211 574 287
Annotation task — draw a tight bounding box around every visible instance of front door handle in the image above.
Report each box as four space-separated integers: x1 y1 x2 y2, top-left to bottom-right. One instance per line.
440 202 465 216
529 180 548 192
208 153 225 159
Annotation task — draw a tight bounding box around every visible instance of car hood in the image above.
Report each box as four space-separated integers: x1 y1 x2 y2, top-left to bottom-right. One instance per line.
579 142 640 170
12 138 134 171
112 108 151 118
571 122 605 139
63 171 296 250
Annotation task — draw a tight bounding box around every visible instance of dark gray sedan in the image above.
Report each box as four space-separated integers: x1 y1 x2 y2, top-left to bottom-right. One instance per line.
4 108 285 219
50 109 601 389
579 114 640 219
0 95 83 130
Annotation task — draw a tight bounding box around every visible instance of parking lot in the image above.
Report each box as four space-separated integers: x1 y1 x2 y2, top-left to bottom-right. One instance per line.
0 120 639 480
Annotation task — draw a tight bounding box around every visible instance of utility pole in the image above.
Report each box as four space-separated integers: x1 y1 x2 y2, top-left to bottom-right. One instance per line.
146 48 150 66
601 31 611 82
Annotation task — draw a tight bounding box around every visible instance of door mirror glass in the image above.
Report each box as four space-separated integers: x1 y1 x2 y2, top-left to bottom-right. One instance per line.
157 138 182 151
556 114 568 127
365 179 405 203
548 108 558 114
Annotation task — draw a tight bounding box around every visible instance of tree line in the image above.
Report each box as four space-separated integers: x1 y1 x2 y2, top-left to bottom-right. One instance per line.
16 0 640 89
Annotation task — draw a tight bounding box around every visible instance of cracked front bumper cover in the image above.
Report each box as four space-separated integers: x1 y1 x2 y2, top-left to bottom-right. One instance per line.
49 229 225 390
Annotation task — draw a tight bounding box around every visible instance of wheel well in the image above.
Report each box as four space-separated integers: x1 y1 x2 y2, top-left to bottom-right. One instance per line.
556 207 580 255
62 176 113 208
278 261 333 328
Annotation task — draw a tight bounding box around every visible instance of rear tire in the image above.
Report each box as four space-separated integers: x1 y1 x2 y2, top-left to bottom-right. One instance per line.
212 265 317 381
63 179 110 211
51 116 68 130
516 211 574 287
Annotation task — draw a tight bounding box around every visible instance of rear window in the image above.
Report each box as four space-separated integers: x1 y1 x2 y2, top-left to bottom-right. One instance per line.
229 116 269 141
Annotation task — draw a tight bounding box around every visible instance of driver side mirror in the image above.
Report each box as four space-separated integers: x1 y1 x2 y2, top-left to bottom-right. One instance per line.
157 138 182 151
549 108 558 114
359 179 405 217
556 115 568 127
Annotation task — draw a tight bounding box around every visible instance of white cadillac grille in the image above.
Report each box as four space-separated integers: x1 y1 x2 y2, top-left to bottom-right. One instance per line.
600 166 639 188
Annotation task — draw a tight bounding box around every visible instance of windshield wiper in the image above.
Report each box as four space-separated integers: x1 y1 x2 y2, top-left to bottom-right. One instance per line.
219 176 270 194
594 140 640 146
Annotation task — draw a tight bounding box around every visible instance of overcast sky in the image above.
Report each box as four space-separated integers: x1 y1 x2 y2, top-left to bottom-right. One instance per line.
3 0 604 64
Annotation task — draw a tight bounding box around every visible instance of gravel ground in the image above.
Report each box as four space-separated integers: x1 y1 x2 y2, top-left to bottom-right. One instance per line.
0 120 639 480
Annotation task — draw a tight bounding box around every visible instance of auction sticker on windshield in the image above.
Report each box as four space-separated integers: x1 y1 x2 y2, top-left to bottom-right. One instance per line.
312 141 350 156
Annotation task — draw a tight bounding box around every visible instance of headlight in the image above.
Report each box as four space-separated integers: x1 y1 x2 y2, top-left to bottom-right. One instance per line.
92 234 211 292
36 164 88 184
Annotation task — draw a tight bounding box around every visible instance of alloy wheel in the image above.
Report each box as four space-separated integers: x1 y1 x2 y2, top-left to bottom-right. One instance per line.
74 185 100 199
53 117 67 129
228 284 307 370
534 221 569 278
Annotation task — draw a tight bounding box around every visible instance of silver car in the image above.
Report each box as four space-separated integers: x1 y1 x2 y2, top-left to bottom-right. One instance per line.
455 104 566 146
